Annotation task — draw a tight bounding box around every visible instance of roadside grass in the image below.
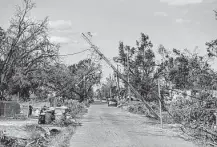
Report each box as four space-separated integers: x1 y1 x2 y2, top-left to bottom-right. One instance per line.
47 126 75 147
122 102 205 147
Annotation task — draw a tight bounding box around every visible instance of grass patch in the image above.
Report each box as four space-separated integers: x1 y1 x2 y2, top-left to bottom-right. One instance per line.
47 126 75 147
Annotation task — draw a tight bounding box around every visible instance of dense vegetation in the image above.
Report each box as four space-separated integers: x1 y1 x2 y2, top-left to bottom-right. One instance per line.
97 11 217 146
0 0 102 102
1 0 217 145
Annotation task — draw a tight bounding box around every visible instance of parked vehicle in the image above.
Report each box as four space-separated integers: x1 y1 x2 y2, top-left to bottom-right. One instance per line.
108 98 118 107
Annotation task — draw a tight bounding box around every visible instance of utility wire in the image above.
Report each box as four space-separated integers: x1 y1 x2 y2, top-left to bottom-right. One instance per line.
0 39 91 57
58 49 90 57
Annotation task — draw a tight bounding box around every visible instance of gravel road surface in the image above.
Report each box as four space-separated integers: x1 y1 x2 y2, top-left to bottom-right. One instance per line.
70 103 196 147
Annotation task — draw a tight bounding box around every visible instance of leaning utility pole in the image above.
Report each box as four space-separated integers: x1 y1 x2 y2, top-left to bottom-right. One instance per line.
81 33 160 119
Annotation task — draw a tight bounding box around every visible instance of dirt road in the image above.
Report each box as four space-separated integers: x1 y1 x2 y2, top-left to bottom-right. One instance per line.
70 103 196 147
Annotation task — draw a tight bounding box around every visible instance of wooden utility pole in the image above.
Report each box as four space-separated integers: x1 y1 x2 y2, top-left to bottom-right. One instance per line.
142 49 145 80
117 65 120 100
84 75 86 100
158 79 163 128
109 74 112 98
127 48 131 103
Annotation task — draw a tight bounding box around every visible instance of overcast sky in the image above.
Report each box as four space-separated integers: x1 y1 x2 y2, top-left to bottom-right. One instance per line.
0 0 217 78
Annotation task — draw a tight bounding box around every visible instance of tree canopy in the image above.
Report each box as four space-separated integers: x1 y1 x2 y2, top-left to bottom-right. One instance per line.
0 0 102 102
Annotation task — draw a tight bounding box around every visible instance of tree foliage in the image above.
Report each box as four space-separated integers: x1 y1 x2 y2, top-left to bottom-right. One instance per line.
98 75 117 99
112 33 161 102
206 11 217 57
44 59 102 102
0 0 59 100
68 59 102 102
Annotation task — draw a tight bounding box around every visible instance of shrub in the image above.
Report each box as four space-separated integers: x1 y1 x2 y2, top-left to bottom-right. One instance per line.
127 103 150 116
53 113 75 127
67 101 87 117
53 100 88 127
